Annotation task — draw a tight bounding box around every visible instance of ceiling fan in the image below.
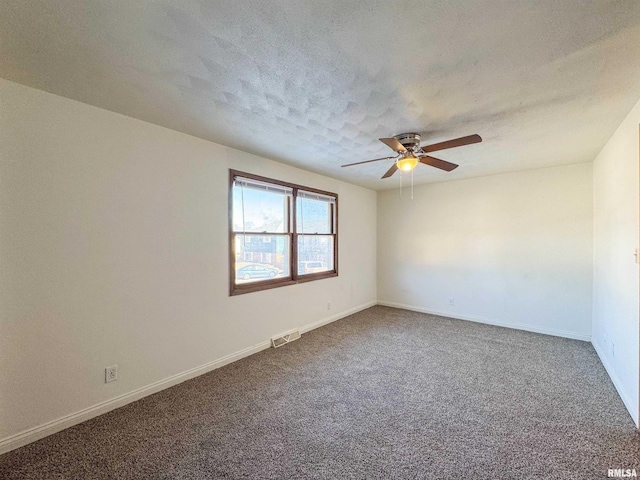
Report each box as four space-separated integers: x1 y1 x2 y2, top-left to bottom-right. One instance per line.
341 133 482 178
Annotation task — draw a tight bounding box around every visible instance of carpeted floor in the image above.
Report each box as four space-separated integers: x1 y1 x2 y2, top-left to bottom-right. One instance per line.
1 306 639 479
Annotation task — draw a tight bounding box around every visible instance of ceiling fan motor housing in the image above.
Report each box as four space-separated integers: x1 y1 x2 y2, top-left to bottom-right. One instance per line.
394 133 421 152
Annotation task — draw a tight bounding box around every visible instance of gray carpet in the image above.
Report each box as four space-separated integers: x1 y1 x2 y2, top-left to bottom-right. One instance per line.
1 306 639 479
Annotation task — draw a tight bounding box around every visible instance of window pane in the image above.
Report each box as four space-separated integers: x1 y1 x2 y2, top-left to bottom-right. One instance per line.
297 235 334 275
232 183 289 233
296 197 332 234
234 234 290 283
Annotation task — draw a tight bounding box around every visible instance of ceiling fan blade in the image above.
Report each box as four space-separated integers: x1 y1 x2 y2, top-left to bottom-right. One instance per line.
381 163 398 179
341 156 395 167
419 155 459 172
379 137 407 153
422 134 482 153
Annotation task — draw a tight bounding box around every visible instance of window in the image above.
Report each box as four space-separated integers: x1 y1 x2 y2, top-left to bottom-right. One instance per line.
229 170 337 295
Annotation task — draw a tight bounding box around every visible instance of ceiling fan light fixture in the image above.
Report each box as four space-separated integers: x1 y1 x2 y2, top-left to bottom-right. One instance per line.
396 154 419 171
341 132 480 179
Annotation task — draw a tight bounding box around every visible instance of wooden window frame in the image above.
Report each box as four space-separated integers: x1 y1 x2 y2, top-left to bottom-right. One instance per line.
229 170 338 296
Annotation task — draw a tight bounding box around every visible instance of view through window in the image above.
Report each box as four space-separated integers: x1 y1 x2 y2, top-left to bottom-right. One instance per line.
296 191 335 275
229 171 337 295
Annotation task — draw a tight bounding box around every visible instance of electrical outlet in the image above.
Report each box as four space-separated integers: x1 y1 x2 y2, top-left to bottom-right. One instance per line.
449 298 455 306
327 300 332 310
105 365 118 383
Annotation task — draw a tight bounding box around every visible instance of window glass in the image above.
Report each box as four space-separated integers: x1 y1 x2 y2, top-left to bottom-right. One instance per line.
234 234 290 283
297 235 333 275
230 171 337 295
232 179 290 233
296 196 332 234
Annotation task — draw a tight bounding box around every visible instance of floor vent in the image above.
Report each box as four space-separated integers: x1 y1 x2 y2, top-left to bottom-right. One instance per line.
271 329 301 348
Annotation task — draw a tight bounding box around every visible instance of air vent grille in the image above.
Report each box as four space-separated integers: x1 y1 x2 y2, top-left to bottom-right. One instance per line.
271 329 301 348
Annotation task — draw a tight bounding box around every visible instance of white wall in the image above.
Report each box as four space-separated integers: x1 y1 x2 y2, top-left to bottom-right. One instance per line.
0 79 377 451
2 72 637 453
592 98 640 427
378 163 593 340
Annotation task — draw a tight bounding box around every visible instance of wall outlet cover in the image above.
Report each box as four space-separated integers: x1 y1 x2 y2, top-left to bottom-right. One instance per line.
105 365 118 383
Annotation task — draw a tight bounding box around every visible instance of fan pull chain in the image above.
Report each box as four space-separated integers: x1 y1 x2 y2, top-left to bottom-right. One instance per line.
398 170 414 200
411 169 414 200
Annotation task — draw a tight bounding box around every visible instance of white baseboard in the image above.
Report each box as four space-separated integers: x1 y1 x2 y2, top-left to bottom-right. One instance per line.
0 341 271 456
377 301 592 342
592 340 639 427
299 301 377 334
0 301 376 455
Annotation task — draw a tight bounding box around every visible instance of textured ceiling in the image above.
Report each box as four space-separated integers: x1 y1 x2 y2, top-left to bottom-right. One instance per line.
2 1 640 190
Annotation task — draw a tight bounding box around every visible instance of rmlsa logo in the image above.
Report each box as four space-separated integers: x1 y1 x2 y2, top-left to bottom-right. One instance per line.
608 469 638 478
